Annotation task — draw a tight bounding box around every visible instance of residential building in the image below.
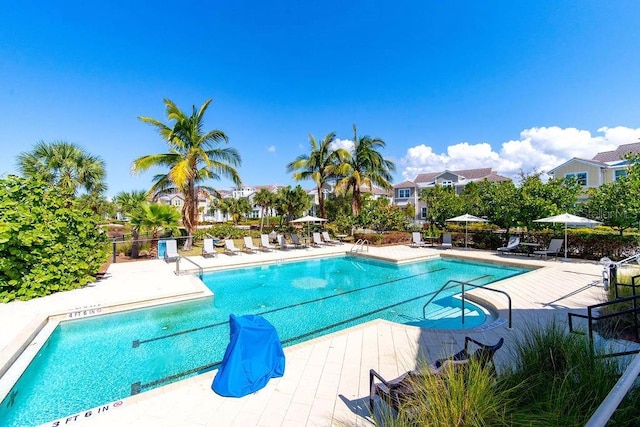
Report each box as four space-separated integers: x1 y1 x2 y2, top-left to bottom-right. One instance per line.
548 143 640 196
393 168 510 221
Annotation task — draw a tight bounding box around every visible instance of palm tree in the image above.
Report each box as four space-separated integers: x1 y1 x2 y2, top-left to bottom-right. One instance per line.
114 190 148 258
335 125 395 216
253 188 275 231
129 203 181 258
275 185 311 224
132 98 242 250
286 132 349 219
219 197 252 225
17 140 106 195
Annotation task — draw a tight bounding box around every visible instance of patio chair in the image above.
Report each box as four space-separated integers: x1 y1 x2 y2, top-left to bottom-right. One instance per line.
322 231 342 245
243 236 259 254
411 232 427 248
369 336 504 413
224 239 241 255
202 238 218 258
312 232 326 247
277 234 294 250
441 233 453 249
163 239 179 262
533 238 563 258
260 234 276 252
497 236 520 255
291 233 304 249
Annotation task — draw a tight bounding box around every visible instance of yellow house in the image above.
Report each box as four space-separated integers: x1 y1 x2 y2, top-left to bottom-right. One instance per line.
548 143 640 195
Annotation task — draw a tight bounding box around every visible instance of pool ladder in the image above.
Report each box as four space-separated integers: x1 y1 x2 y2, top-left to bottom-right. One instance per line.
350 239 369 253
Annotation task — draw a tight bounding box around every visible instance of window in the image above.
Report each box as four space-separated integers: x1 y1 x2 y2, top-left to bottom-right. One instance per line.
565 172 587 186
615 170 627 181
397 188 411 198
441 180 453 187
421 207 427 219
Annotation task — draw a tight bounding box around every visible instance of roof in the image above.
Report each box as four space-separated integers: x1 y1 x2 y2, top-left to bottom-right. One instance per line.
548 157 610 174
414 167 496 184
393 180 417 189
592 143 640 163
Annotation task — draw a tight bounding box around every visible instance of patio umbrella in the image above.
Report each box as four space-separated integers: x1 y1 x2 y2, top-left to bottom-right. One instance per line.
533 213 601 260
290 215 327 237
445 214 489 248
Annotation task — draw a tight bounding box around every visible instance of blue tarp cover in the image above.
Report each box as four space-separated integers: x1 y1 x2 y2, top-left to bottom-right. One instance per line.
212 314 286 397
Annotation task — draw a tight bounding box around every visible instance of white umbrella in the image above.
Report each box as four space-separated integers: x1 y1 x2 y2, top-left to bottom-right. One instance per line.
290 215 327 237
445 214 489 248
533 213 601 260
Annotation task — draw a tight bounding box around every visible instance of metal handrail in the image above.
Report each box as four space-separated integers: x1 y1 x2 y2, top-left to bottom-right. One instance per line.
422 276 513 328
585 351 640 427
350 239 369 253
176 256 203 279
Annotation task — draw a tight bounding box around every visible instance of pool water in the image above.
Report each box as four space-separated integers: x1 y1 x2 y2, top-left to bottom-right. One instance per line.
0 256 529 426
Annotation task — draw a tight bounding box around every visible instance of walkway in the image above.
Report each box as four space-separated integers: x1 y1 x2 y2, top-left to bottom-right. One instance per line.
0 245 606 426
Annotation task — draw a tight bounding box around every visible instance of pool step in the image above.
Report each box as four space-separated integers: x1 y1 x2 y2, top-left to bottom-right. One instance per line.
424 306 479 321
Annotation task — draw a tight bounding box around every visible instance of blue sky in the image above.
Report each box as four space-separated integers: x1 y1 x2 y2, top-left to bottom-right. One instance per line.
1 1 640 197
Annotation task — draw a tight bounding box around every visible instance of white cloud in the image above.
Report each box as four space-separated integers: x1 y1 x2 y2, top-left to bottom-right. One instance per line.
400 126 640 182
268 146 276 153
331 138 354 152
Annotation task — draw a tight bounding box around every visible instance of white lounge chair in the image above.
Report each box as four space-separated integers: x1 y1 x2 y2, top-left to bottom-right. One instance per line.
260 234 276 251
497 236 520 255
533 238 563 258
441 233 453 249
243 236 258 254
411 232 427 248
312 232 326 247
163 239 179 262
224 239 241 255
202 238 218 258
322 231 341 245
278 234 293 250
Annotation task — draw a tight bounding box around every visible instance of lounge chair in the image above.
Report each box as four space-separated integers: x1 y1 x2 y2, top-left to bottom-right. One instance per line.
163 239 179 262
260 234 276 252
441 233 453 249
312 232 326 247
497 236 520 255
243 236 258 254
291 233 305 249
277 234 294 250
202 238 218 258
224 239 241 255
533 238 563 258
411 232 427 248
322 231 342 245
369 337 504 413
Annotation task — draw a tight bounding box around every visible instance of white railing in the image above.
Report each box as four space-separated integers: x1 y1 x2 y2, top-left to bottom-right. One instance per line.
175 256 203 279
350 239 369 253
585 351 640 426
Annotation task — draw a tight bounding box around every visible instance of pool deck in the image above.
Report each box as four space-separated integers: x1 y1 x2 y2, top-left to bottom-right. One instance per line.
0 244 609 426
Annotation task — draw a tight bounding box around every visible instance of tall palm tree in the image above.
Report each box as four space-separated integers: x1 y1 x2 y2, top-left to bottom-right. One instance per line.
114 190 148 258
129 203 181 258
286 132 349 219
253 188 275 231
132 98 242 250
17 140 106 195
275 185 311 224
335 125 395 216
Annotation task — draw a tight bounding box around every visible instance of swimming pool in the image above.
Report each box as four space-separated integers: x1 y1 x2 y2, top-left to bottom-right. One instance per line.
0 256 529 426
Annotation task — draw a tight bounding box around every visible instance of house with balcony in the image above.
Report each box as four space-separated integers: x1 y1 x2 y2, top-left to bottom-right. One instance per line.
548 143 640 197
394 168 510 221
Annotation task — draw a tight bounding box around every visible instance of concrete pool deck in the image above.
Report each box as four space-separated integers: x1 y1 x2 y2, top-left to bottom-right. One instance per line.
0 244 608 426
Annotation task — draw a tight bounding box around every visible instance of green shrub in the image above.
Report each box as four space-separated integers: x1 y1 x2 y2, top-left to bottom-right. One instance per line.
0 176 107 302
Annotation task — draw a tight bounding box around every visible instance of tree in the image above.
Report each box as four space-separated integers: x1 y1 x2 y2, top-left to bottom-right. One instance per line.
287 132 349 219
0 176 107 302
474 180 520 233
335 125 395 216
274 185 311 224
253 188 275 231
114 190 148 257
420 185 462 230
17 141 106 195
518 172 581 230
581 177 638 235
129 203 181 258
219 197 252 225
132 98 242 250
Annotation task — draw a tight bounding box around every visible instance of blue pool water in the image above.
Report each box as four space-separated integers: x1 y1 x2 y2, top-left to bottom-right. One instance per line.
0 256 529 426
